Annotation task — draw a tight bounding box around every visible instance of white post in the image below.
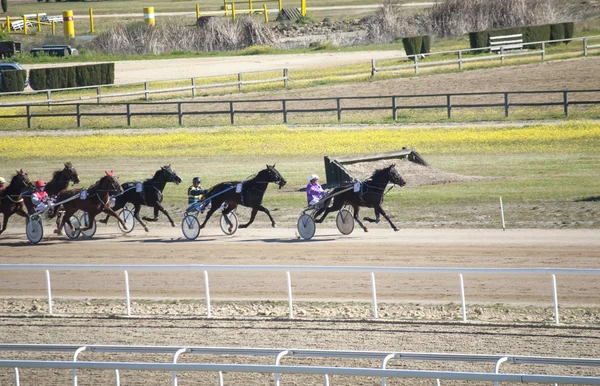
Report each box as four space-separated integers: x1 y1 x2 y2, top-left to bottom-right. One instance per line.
72 346 87 386
459 273 467 321
204 270 212 317
46 270 53 315
172 348 188 386
458 50 463 70
370 272 378 318
286 271 293 318
552 274 559 325
14 367 20 386
494 357 509 386
124 270 131 316
499 196 506 231
114 369 120 386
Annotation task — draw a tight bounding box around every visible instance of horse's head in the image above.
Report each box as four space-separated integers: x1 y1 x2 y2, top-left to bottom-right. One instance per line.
158 165 182 185
266 164 287 189
62 162 80 185
12 169 32 190
387 164 406 187
100 170 123 194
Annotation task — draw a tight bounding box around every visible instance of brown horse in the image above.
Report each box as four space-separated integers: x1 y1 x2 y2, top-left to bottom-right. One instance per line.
53 171 127 235
24 162 80 215
0 169 33 235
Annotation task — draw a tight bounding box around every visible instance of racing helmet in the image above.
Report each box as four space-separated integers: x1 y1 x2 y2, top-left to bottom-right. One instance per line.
193 177 201 183
0 177 5 184
35 180 46 188
309 174 319 181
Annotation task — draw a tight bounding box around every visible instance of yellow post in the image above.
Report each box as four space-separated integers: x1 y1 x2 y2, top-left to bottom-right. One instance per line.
37 13 41 32
196 4 200 19
224 0 228 16
51 20 56 35
249 0 252 14
263 3 268 22
63 10 75 38
143 7 155 26
231 2 236 19
278 0 282 11
6 15 10 34
89 8 95 33
301 0 306 16
23 15 28 35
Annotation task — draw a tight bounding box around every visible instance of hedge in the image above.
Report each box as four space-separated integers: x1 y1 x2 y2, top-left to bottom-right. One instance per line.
563 21 574 42
522 24 551 48
0 69 26 92
402 35 430 56
469 22 575 50
29 63 115 90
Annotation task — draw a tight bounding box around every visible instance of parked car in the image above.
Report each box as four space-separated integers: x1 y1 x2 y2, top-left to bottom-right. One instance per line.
0 62 29 89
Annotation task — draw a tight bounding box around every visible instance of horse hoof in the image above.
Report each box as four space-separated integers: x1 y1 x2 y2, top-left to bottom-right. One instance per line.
171 223 176 228
144 227 149 232
239 225 247 229
271 223 277 228
393 228 399 232
364 228 369 233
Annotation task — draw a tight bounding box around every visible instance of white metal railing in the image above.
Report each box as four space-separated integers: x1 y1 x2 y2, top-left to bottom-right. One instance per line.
371 35 600 76
1 264 599 325
1 344 600 386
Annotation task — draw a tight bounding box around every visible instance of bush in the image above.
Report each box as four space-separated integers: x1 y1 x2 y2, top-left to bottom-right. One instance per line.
421 35 431 54
469 31 489 50
29 69 46 90
402 36 423 56
563 21 574 43
550 23 565 44
29 63 114 90
0 69 26 92
523 24 551 47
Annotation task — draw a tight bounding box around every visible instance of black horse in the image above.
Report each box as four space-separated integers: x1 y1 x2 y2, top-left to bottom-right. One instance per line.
0 169 33 235
199 164 287 230
24 162 80 215
99 165 182 232
315 164 406 232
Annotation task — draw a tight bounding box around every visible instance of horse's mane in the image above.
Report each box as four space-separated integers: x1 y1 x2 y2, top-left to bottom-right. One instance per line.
369 165 393 181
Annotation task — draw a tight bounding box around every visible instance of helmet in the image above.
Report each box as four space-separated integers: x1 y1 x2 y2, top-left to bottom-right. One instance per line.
309 174 319 181
35 180 46 188
0 177 5 184
193 177 201 183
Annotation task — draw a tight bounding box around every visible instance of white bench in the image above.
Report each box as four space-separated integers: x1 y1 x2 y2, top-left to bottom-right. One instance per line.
489 34 523 52
42 15 63 23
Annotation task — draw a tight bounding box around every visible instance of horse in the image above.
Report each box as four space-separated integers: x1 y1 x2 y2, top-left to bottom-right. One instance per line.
0 170 33 235
314 164 406 232
198 164 287 230
54 171 126 235
99 165 182 232
24 162 80 215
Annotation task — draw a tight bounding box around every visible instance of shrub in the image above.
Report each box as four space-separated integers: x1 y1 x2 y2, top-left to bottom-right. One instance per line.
364 1 420 43
29 69 46 90
563 21 574 43
29 64 114 90
402 36 431 56
550 23 565 44
421 35 431 54
523 24 551 47
0 69 26 92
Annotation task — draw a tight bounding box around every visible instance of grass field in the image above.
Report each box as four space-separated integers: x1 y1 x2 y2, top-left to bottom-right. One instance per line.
1 121 598 230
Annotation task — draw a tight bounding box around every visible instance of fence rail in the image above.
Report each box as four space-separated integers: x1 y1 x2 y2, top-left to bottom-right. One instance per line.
2 344 600 386
1 89 598 128
1 264 599 324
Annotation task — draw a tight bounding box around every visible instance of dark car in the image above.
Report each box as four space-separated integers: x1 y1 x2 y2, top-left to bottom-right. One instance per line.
0 62 29 89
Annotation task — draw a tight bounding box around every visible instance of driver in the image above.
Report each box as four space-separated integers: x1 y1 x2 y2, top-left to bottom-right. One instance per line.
306 174 325 206
0 177 6 191
188 177 206 204
31 180 51 214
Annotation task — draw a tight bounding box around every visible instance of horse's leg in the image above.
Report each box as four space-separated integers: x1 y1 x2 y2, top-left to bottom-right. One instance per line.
56 207 76 235
99 200 124 224
149 203 176 227
315 198 342 224
363 207 381 223
142 206 160 222
239 208 258 229
199 205 219 229
132 204 149 232
0 211 8 235
376 205 399 232
101 207 128 230
221 204 237 232
353 205 369 232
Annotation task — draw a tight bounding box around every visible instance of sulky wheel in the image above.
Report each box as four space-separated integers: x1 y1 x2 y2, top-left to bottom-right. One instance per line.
297 213 316 240
64 215 81 240
181 214 200 241
80 213 97 239
26 216 44 244
336 209 354 235
118 208 135 233
220 211 238 235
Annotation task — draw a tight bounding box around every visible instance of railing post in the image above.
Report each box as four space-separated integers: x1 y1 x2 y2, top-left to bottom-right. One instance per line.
51 20 56 35
552 274 560 325
458 50 463 70
392 96 397 120
76 104 81 127
23 15 27 35
414 54 419 74
541 42 545 61
459 273 467 321
286 271 293 318
583 37 588 56
96 86 101 103
370 272 378 318
26 105 31 129
144 81 149 101
229 101 235 124
282 100 287 123
263 3 269 22
124 270 131 316
14 367 20 386
191 77 196 98
371 59 376 77
283 68 288 88
563 91 569 116
238 72 242 92
126 103 131 126
500 46 505 65
204 270 212 317
178 102 183 125
46 270 53 315
446 94 452 119
504 92 509 117
336 97 341 121
37 13 41 32
47 90 52 109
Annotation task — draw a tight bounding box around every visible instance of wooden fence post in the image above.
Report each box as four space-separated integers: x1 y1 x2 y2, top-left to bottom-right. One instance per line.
541 42 545 61
371 59 376 77
229 101 235 124
178 102 183 125
96 86 101 103
282 100 287 123
283 68 288 88
563 91 569 116
583 38 588 56
500 47 505 65
191 78 196 98
446 94 452 119
336 98 341 121
414 55 419 74
144 82 149 101
504 92 509 117
26 105 31 129
126 104 131 126
392 96 397 120
76 104 81 127
458 50 463 70
238 73 242 92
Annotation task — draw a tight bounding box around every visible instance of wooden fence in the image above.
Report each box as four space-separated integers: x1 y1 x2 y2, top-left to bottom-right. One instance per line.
1 89 599 128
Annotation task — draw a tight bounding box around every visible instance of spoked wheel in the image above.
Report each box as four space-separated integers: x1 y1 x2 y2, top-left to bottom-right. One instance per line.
80 213 97 239
220 211 238 235
118 208 135 233
26 216 44 244
181 214 200 241
297 213 316 240
336 208 355 235
64 216 81 240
